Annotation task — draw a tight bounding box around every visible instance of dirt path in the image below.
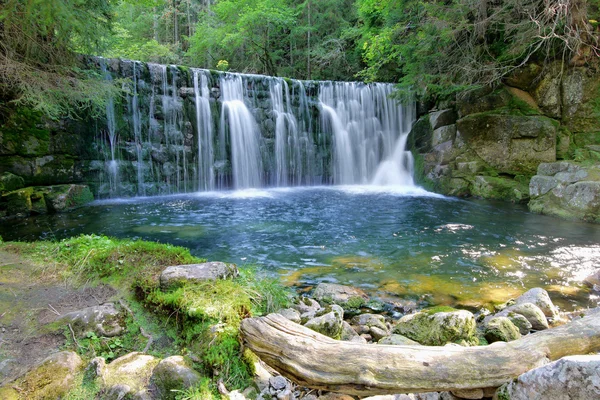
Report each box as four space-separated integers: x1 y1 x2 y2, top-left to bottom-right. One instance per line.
0 250 116 385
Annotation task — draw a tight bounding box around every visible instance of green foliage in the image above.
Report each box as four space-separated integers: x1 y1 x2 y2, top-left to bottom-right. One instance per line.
173 377 220 400
0 0 117 119
216 60 230 71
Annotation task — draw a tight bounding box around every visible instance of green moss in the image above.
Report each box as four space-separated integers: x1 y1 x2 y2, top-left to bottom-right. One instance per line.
1 107 51 157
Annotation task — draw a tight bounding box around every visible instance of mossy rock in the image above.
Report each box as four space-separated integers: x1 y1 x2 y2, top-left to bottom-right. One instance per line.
392 309 478 346
2 187 35 216
470 175 530 203
43 184 94 212
0 172 25 193
13 351 83 400
484 316 521 343
303 304 344 339
150 356 202 400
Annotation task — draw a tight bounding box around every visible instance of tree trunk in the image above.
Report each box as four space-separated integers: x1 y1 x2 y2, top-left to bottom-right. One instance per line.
240 310 600 396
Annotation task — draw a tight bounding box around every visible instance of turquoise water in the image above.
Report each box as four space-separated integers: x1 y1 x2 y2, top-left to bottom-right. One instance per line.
2 186 599 310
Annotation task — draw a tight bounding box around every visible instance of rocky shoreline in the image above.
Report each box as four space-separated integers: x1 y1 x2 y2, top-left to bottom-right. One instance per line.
1 248 599 400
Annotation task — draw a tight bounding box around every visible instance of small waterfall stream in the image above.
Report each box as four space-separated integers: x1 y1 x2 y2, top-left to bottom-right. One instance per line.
96 59 416 197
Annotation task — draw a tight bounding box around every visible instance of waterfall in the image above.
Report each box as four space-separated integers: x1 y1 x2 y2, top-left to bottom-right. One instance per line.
100 59 120 196
95 59 417 198
131 62 145 196
193 69 214 191
319 82 412 186
219 73 263 189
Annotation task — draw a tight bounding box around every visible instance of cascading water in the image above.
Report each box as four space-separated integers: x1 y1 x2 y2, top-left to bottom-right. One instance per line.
96 60 416 197
319 82 413 186
193 69 215 191
130 62 145 196
100 59 120 196
219 74 263 189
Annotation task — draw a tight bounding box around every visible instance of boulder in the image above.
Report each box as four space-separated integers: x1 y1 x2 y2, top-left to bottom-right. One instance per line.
470 175 529 203
340 321 366 343
94 352 159 399
312 283 369 308
303 305 344 339
484 317 521 343
495 355 600 400
584 270 600 287
507 313 532 335
160 262 238 290
392 309 478 346
456 114 558 176
292 296 322 314
492 303 548 331
514 287 559 319
429 109 458 130
350 313 387 332
58 303 125 337
377 334 420 346
432 125 457 147
0 172 24 193
11 351 83 400
529 162 600 223
150 356 202 399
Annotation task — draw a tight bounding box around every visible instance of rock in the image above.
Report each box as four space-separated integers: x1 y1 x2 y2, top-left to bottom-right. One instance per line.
378 334 420 346
532 65 562 118
514 287 559 319
492 303 549 331
350 313 387 332
292 297 321 314
484 316 521 343
456 86 506 117
340 321 362 342
507 313 532 335
584 270 600 287
318 393 355 400
432 125 457 147
495 355 600 400
12 351 83 399
43 184 94 212
456 114 558 176
369 326 389 342
392 309 478 346
150 356 202 400
303 305 344 339
409 115 434 153
529 162 600 223
470 175 529 203
451 388 484 399
267 375 294 400
429 109 458 130
58 303 125 337
160 262 238 290
277 308 301 324
0 172 24 193
97 352 160 399
505 63 543 91
312 283 369 308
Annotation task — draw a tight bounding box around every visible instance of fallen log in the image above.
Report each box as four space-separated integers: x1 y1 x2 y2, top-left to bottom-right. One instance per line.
240 310 600 396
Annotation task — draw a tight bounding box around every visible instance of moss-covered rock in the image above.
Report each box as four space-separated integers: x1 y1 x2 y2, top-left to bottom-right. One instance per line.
0 172 25 193
312 283 369 308
43 184 94 212
150 356 202 400
95 352 160 399
470 175 530 203
392 309 478 346
484 316 521 343
303 304 344 339
10 351 83 400
457 113 557 176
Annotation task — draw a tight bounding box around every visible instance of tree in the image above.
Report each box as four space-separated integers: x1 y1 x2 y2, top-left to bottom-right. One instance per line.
357 0 600 101
0 0 116 119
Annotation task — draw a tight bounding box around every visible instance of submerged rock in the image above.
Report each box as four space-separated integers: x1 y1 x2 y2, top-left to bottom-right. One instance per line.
312 283 369 308
58 303 125 337
496 355 600 399
392 309 477 346
160 262 238 290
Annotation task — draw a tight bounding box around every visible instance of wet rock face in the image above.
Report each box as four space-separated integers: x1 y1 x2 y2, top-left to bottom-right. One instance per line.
160 262 239 290
496 355 600 400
